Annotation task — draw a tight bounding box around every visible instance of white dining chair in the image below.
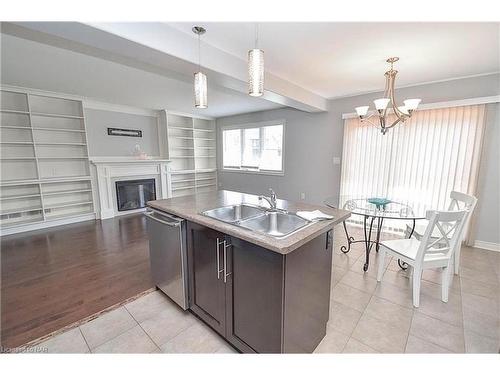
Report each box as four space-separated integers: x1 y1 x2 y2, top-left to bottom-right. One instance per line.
378 209 468 307
405 191 477 275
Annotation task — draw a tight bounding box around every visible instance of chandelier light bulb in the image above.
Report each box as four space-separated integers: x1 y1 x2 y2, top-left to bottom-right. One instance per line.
374 98 390 111
404 99 421 111
355 106 370 118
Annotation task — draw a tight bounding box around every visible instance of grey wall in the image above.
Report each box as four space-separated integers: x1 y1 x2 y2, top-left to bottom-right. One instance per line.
85 108 160 157
216 73 500 244
475 103 500 244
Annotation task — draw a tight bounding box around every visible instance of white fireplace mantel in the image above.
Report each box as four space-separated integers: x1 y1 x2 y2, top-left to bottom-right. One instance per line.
90 157 171 219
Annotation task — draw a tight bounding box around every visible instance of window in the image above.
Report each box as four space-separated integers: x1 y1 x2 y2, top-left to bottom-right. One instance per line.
222 121 284 174
339 104 486 239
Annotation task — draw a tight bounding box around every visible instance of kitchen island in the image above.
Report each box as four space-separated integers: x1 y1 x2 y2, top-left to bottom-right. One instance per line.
148 190 350 353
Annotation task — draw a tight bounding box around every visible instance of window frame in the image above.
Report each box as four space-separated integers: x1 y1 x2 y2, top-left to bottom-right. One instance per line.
220 119 286 176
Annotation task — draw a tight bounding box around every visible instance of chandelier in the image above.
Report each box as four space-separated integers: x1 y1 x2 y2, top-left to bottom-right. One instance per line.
355 57 421 134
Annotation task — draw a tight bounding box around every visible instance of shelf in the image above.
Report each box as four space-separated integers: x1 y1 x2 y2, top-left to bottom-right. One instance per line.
32 127 85 133
44 211 94 222
0 125 32 130
0 109 29 114
0 141 34 145
44 201 93 210
36 142 87 146
170 136 215 141
172 185 196 191
2 157 36 160
195 146 216 150
38 156 89 160
168 126 194 131
170 168 217 174
172 178 196 183
0 194 41 201
43 189 92 196
193 128 215 132
40 176 92 184
31 112 84 120
1 206 43 215
1 176 92 187
0 217 44 228
196 183 217 188
171 146 194 150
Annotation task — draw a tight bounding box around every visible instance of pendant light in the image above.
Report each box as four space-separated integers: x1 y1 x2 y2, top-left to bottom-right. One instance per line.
192 26 207 108
248 23 264 97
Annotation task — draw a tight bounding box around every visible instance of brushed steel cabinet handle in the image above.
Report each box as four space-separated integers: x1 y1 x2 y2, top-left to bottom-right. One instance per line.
216 238 223 279
144 211 180 227
223 240 232 283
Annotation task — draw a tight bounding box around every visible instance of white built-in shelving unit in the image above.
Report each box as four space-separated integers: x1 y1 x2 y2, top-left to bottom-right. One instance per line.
0 88 95 233
167 113 217 198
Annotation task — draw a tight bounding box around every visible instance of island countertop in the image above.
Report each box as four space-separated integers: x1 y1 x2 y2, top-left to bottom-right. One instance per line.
147 190 350 255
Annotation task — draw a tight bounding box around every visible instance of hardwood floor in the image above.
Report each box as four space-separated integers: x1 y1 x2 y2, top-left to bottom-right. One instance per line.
1 214 154 349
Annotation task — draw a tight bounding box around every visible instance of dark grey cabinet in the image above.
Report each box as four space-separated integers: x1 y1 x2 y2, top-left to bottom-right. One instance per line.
186 222 226 336
187 221 333 353
224 236 283 353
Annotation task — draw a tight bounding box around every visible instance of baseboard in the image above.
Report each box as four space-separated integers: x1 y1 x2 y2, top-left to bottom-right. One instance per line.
473 240 500 252
0 213 96 237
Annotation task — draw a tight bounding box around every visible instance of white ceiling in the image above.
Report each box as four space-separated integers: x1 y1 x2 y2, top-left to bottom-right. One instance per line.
1 22 498 119
169 22 500 98
0 33 282 118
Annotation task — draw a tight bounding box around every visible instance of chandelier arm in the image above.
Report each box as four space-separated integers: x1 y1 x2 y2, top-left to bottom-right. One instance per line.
382 73 390 118
388 71 407 121
386 117 404 129
360 118 379 127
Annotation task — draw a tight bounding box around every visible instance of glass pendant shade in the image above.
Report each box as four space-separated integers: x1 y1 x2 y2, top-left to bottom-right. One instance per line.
374 98 390 111
194 71 207 108
248 48 264 97
355 106 370 117
404 98 421 111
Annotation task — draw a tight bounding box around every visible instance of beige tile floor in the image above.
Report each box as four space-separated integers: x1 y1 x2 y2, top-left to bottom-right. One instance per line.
32 226 499 354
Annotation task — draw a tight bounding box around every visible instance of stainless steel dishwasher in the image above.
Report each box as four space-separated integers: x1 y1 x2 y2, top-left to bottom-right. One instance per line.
145 208 189 310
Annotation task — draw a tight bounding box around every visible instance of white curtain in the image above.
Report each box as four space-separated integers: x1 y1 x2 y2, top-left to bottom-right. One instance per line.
339 104 486 240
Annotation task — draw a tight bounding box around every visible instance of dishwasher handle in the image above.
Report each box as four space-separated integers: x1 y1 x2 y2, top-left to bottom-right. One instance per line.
144 211 182 227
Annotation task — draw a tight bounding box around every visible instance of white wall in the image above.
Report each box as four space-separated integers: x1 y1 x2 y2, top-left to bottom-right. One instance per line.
216 73 500 245
85 108 160 157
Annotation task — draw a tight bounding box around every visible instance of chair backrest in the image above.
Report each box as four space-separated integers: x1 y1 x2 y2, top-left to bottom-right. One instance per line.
448 191 478 241
448 191 478 213
415 209 468 263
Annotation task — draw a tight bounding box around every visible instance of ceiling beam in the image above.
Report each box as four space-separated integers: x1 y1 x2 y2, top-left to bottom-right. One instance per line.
2 22 328 112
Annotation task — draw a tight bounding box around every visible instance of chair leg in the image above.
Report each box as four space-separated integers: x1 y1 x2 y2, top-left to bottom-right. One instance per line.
441 262 453 303
412 267 422 308
454 245 461 275
376 250 386 282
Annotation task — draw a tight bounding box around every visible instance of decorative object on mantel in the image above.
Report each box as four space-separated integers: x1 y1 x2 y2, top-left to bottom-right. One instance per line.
132 144 151 160
192 26 208 108
354 57 421 135
248 23 264 97
107 127 142 137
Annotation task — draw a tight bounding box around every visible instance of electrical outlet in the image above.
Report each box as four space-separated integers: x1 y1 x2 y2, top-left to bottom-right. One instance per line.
300 192 306 200
333 157 341 165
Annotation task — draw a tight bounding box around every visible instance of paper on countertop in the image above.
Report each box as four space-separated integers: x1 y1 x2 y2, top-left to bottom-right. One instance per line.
296 210 334 221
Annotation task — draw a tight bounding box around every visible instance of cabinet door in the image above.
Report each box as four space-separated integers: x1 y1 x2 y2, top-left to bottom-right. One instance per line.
224 236 284 353
186 222 226 335
283 230 334 353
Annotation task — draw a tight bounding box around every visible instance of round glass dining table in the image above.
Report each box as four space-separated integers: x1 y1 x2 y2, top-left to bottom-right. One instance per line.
324 196 429 272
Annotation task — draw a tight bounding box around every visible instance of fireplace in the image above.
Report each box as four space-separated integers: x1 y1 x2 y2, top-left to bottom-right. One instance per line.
115 179 156 212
